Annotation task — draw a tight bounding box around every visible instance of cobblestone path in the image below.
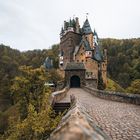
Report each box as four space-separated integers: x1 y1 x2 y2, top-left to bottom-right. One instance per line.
60 88 140 140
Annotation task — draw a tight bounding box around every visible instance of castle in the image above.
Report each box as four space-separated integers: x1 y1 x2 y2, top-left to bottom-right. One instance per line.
59 17 107 88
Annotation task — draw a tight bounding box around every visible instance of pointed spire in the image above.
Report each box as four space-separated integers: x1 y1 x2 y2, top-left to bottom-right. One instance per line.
93 29 98 39
69 18 73 27
72 18 76 28
93 29 97 36
61 26 64 33
82 18 93 34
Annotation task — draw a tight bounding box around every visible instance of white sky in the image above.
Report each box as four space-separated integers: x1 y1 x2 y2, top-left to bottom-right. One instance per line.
0 0 140 51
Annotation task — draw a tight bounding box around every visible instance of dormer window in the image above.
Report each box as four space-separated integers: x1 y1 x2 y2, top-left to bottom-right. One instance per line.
60 56 63 61
85 51 92 58
60 61 63 65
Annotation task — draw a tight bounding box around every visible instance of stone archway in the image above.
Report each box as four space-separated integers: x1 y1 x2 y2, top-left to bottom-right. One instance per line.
70 75 80 88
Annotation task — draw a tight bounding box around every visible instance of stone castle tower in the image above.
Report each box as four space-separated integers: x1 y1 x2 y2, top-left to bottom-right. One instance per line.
59 17 107 88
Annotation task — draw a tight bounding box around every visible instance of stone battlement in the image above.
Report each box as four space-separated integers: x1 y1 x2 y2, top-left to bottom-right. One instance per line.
83 86 140 105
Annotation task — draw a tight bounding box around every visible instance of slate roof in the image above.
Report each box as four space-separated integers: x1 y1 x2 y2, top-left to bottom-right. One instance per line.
69 19 73 27
93 29 98 36
93 45 103 62
65 62 85 70
83 39 91 51
60 27 64 34
74 37 91 55
82 19 93 34
44 57 53 69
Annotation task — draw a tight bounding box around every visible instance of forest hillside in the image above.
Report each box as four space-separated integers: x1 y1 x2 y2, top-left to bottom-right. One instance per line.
0 38 140 138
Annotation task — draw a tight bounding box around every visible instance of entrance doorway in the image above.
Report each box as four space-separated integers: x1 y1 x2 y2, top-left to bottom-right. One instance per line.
70 75 80 87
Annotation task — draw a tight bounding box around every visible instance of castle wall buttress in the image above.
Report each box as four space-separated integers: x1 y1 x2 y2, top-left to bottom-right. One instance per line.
101 60 107 86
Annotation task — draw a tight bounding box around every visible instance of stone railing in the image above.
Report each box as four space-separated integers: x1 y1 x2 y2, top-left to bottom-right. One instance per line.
50 87 69 106
49 96 110 140
83 86 140 105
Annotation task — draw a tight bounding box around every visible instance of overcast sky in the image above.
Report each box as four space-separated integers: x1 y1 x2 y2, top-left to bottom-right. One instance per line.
0 0 140 51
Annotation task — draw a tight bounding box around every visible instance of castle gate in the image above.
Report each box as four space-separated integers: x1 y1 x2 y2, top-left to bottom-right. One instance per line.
70 75 80 87
65 62 85 88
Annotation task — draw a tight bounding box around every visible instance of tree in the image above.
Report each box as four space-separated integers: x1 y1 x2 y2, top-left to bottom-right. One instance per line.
46 69 63 86
126 79 140 94
6 66 62 139
6 103 62 140
10 66 48 119
101 38 140 88
0 44 60 135
106 78 125 92
117 73 130 88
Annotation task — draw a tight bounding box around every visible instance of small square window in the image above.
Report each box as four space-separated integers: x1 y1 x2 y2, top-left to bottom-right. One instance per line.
89 51 92 55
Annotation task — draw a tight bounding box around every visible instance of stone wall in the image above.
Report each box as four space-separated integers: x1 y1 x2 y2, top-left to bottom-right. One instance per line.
85 79 97 88
49 97 110 140
65 70 85 87
75 46 99 80
85 58 99 79
50 87 69 105
83 86 140 105
60 31 82 69
101 61 107 86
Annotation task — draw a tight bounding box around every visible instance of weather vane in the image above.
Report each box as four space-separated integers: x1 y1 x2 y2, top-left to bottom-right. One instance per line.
86 13 89 19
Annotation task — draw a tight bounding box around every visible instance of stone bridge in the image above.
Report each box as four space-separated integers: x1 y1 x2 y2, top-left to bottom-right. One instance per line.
49 87 140 140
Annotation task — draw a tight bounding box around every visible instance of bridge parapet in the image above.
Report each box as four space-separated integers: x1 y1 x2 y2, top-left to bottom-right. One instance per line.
49 96 110 140
83 86 140 105
50 87 69 106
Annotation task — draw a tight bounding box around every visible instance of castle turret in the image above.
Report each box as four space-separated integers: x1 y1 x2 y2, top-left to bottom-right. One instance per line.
72 18 76 29
64 21 68 30
60 27 64 38
67 18 74 32
83 37 93 58
93 29 99 46
44 57 53 69
82 18 94 49
75 17 80 34
82 18 93 34
59 18 82 69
